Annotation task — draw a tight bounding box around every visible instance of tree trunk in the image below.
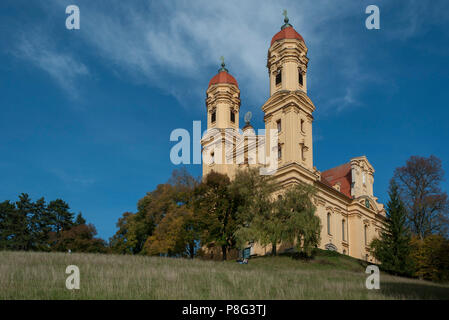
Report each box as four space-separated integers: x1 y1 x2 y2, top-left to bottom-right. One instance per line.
221 245 227 261
272 242 277 256
188 243 195 259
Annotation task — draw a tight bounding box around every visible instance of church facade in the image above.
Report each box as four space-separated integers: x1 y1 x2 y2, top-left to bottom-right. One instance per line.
200 15 386 262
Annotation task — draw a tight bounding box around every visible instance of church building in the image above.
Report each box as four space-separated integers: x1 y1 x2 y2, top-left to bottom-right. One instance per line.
200 14 386 261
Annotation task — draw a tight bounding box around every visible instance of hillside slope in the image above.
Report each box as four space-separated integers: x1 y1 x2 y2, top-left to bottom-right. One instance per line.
1 250 448 299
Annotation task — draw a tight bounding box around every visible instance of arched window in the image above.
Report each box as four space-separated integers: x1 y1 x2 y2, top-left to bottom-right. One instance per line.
299 70 303 86
343 249 346 255
211 110 216 123
230 109 235 123
327 213 331 235
342 219 346 241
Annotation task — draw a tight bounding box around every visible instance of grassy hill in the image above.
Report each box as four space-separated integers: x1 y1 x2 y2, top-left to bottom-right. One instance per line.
1 250 448 299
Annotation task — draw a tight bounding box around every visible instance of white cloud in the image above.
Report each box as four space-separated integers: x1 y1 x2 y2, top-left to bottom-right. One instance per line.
15 32 89 97
26 0 447 112
43 0 360 109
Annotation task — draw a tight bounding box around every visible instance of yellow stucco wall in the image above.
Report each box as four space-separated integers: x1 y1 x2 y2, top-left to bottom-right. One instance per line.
201 32 385 261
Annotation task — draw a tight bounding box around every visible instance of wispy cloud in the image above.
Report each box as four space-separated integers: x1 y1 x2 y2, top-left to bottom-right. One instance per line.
18 0 449 111
14 31 89 97
48 168 96 187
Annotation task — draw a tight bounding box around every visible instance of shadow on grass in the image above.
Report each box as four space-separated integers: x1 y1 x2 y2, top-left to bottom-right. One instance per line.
381 281 449 300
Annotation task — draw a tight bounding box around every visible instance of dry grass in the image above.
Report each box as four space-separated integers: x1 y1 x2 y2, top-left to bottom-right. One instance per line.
1 250 448 300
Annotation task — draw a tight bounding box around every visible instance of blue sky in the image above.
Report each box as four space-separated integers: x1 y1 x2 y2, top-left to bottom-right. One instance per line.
1 0 449 241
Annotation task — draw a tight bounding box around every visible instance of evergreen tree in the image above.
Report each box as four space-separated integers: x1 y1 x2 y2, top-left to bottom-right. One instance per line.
75 213 87 225
371 181 414 276
30 197 53 251
0 201 17 249
47 199 74 233
14 193 33 250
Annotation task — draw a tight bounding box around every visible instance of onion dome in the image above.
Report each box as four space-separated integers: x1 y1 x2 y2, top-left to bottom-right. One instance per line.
270 10 304 46
208 57 239 88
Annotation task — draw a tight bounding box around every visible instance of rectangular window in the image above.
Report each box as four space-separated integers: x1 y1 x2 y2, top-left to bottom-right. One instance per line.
230 110 235 123
211 111 216 123
277 120 281 133
277 144 282 159
342 220 346 241
299 70 303 86
300 119 305 133
275 70 282 85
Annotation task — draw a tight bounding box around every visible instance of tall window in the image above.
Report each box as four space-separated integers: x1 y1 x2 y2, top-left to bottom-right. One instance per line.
276 120 282 133
230 110 235 123
211 111 216 123
277 144 282 159
275 69 282 85
327 213 331 235
300 119 305 133
342 219 346 241
299 70 303 86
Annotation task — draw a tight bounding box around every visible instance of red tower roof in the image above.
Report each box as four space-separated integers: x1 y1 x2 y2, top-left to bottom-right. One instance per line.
208 71 239 88
270 26 304 46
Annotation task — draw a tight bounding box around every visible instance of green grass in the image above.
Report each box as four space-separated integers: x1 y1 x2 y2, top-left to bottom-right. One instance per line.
1 250 448 299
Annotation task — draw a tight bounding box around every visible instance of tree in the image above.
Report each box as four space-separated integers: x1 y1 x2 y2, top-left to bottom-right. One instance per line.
410 234 449 282
370 181 414 276
282 183 321 258
75 213 86 225
109 212 136 254
232 168 284 255
0 193 107 253
47 199 74 234
49 223 108 253
393 155 449 239
13 194 33 250
0 200 18 250
143 206 194 257
194 171 240 260
110 168 200 257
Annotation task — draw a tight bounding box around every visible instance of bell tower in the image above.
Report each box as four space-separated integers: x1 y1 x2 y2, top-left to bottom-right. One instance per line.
202 58 240 178
268 10 308 96
262 12 316 179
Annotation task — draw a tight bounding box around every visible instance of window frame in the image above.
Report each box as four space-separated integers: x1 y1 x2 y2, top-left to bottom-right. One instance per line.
276 119 282 133
275 69 282 86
